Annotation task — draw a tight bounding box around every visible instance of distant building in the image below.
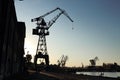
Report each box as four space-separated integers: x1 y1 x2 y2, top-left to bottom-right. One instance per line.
0 0 26 79
103 63 120 71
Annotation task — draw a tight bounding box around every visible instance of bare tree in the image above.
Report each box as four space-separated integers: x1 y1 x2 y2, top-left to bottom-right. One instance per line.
57 55 68 67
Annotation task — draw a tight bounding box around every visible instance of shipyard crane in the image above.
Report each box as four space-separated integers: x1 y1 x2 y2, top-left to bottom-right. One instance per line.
31 7 73 71
89 56 99 66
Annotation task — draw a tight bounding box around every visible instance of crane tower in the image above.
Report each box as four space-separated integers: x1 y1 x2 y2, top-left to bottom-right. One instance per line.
31 7 73 70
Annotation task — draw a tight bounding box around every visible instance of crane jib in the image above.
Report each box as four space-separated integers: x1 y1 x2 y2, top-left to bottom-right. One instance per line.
31 7 73 23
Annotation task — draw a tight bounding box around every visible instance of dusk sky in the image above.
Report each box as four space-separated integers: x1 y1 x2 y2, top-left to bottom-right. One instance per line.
15 0 120 67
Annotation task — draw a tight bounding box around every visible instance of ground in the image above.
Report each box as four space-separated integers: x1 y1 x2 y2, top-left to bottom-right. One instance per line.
10 70 119 80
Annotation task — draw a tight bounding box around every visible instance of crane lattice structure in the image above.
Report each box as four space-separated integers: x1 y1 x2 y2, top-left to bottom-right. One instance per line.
31 7 73 70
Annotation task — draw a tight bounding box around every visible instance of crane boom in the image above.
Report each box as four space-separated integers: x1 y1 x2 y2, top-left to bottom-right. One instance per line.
47 11 63 29
31 7 59 22
58 8 73 22
46 8 73 29
31 7 73 23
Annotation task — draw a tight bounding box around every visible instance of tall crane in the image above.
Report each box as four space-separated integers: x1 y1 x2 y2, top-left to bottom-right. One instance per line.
31 7 73 70
89 56 99 66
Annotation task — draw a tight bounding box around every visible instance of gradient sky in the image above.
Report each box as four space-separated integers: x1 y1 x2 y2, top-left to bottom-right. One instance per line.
15 0 120 67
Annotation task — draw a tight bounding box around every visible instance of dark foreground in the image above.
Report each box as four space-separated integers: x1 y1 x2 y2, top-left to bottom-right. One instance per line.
10 70 119 80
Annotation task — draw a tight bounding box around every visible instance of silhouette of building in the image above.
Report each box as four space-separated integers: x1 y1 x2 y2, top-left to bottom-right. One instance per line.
103 63 120 71
0 0 26 79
